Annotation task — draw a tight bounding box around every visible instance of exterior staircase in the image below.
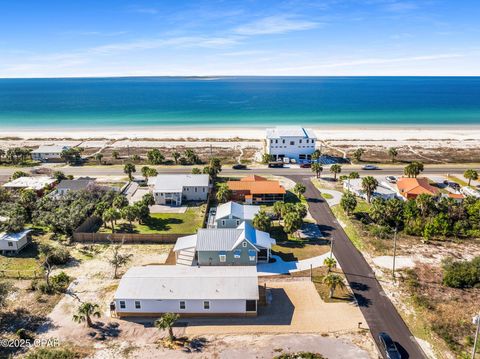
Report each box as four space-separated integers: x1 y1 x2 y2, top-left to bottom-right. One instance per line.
176 247 196 266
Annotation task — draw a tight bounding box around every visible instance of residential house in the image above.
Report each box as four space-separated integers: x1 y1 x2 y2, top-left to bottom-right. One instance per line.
54 178 95 197
113 265 259 317
148 174 210 206
213 201 260 228
460 186 480 199
265 127 317 162
3 176 56 194
173 222 276 266
31 145 70 162
227 175 286 204
396 177 439 200
0 229 31 255
343 178 397 201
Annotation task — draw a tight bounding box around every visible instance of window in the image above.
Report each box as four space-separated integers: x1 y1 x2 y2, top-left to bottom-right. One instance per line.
195 187 197 192
8 242 13 247
246 300 257 312
221 220 226 226
179 301 186 310
290 141 294 146
236 220 240 226
248 249 256 261
299 139 302 143
119 301 126 309
203 301 210 310
282 139 285 144
219 254 226 262
135 301 141 309
234 249 241 258
242 241 247 247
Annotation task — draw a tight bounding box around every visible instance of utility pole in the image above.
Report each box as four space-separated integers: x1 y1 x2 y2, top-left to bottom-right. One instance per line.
473 314 480 359
330 236 334 259
392 226 398 282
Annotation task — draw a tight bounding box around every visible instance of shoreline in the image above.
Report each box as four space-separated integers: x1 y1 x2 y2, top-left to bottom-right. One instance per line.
2 124 480 141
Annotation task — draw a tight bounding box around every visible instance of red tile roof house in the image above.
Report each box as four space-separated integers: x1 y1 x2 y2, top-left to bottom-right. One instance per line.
396 177 439 200
227 175 286 204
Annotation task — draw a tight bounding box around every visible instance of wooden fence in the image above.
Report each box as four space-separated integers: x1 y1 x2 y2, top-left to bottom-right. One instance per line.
72 232 183 244
0 269 42 279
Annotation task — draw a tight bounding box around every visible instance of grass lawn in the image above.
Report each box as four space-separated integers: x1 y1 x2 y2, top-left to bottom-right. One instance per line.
446 175 469 187
292 267 353 303
272 239 330 261
331 205 365 250
100 204 206 234
321 192 333 199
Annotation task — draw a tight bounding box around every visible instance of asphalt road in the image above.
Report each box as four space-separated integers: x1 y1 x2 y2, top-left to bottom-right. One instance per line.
288 175 426 359
0 164 473 178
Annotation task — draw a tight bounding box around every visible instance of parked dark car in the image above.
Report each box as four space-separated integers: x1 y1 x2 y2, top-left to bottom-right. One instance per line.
232 164 247 170
443 180 460 191
268 162 284 168
300 163 311 168
378 332 402 359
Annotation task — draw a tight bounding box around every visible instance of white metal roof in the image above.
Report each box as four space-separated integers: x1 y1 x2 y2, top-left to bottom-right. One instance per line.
114 265 259 300
31 145 70 154
3 176 56 190
173 234 198 251
344 178 397 196
0 229 31 242
266 127 316 139
215 201 260 221
148 174 209 192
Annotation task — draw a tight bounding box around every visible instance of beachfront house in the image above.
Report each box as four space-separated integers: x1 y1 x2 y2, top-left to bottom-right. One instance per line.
265 126 317 163
173 222 276 266
213 201 260 228
31 145 70 162
3 176 56 195
148 174 210 206
343 178 397 201
0 229 31 255
396 177 439 200
227 175 286 204
54 178 96 197
113 265 259 317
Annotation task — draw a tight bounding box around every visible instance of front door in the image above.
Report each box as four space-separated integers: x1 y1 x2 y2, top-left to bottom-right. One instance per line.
246 300 256 312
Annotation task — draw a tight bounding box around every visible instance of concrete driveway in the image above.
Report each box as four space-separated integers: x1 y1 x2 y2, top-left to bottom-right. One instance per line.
318 188 343 206
257 252 337 276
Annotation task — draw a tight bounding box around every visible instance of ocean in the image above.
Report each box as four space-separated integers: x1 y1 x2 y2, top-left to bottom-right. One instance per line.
0 76 480 130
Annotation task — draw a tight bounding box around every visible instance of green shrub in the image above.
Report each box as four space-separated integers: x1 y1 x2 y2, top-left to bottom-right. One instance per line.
442 257 480 288
50 271 71 292
25 347 77 359
48 247 71 265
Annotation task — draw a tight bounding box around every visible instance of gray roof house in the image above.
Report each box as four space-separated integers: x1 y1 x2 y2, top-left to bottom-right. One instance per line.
148 174 210 206
213 201 260 228
0 229 32 255
31 145 71 162
54 178 95 197
174 222 276 266
113 265 259 317
343 178 398 201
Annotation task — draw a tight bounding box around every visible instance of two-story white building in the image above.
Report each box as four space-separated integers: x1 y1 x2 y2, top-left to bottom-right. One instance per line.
265 127 317 162
148 174 210 206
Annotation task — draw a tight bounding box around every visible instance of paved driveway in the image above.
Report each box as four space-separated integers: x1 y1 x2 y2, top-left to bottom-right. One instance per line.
287 175 426 359
257 253 336 276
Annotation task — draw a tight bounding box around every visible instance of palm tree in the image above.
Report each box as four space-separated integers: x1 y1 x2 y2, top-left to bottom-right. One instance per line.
311 163 323 178
72 302 101 327
415 193 434 218
191 167 202 174
216 183 231 203
352 148 365 162
103 208 119 233
323 274 346 299
121 206 138 227
330 164 342 181
252 210 271 232
404 161 424 178
155 313 179 342
172 151 181 165
293 183 306 197
340 192 357 216
388 147 398 163
112 150 120 160
311 149 321 162
0 149 5 162
323 257 337 273
95 153 103 164
349 172 360 179
361 176 379 203
184 149 198 164
124 163 136 181
463 169 478 186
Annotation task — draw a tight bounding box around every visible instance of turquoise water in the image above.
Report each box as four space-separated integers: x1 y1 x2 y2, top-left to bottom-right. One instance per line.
0 77 480 129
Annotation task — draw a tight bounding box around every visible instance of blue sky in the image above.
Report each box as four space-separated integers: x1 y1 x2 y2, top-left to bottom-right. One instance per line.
0 0 479 77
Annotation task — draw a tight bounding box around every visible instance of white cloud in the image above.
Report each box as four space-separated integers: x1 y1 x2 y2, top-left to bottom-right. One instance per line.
234 15 318 35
